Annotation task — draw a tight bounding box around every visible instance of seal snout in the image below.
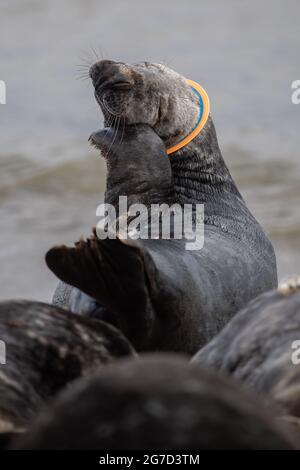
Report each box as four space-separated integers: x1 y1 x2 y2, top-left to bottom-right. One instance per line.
89 60 133 95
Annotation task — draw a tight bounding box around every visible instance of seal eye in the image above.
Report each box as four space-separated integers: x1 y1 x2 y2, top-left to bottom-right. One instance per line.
95 79 132 95
109 81 132 91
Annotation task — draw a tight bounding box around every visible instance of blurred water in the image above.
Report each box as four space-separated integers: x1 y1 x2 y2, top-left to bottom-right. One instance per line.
0 0 299 300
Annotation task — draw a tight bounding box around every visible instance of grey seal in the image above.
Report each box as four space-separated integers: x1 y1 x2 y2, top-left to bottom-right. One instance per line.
47 116 276 354
192 277 300 427
0 300 135 446
12 355 297 450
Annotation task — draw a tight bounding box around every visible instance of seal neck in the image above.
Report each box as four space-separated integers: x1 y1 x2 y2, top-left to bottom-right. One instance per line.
168 116 243 204
166 79 210 155
105 184 175 208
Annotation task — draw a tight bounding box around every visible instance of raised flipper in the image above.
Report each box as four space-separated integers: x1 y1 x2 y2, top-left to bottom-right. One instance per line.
46 234 160 350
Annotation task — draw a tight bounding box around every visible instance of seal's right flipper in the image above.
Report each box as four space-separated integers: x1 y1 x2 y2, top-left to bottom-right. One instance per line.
45 235 160 349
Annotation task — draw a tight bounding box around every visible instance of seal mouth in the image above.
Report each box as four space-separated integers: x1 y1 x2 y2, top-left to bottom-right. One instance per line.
93 78 133 119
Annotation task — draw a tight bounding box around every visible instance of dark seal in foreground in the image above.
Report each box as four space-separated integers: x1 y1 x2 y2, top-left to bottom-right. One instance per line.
12 355 297 450
47 119 277 354
0 300 135 447
192 277 300 429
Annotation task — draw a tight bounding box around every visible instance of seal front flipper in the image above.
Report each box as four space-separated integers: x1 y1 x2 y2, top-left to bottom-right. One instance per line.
45 236 160 350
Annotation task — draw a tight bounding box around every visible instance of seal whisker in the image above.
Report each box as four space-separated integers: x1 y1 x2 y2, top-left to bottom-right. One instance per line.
114 115 126 151
100 97 116 118
106 115 121 157
105 114 115 129
76 63 91 69
96 46 105 60
91 46 101 62
75 70 91 80
75 67 90 76
119 116 126 147
98 95 119 130
103 96 123 118
75 75 90 82
160 55 177 68
100 114 118 158
77 50 95 66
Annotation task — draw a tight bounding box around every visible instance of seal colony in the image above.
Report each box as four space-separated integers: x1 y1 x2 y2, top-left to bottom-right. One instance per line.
47 60 277 353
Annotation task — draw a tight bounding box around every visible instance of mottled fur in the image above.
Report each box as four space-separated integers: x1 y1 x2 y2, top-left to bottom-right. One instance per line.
13 355 297 450
192 278 300 423
0 300 135 443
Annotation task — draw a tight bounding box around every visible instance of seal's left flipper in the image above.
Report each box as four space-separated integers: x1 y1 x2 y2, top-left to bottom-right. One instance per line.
45 236 160 349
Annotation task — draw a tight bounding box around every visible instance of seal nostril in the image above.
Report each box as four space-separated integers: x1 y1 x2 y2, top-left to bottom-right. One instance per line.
89 60 118 80
89 64 102 86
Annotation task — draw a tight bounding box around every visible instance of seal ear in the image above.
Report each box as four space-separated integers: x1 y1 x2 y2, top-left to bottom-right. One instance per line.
45 235 159 348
